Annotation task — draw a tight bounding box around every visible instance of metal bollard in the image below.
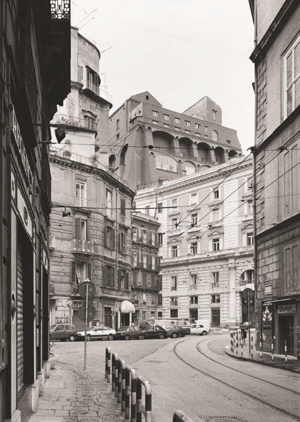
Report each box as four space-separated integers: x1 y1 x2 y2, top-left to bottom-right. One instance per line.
250 336 253 359
131 369 137 422
173 410 195 422
105 347 111 382
137 375 151 422
124 366 137 421
271 336 275 361
235 332 238 355
284 340 287 364
112 353 118 392
230 333 234 353
118 358 125 404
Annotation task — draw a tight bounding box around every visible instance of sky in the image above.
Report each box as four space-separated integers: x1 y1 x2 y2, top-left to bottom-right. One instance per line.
71 0 255 152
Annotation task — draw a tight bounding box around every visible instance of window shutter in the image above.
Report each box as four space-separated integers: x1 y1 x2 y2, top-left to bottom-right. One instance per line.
86 219 89 241
103 265 107 286
104 226 107 247
112 228 115 250
75 218 81 239
118 269 121 290
88 263 92 281
71 262 76 284
125 272 129 290
136 227 139 240
112 267 115 287
155 257 159 270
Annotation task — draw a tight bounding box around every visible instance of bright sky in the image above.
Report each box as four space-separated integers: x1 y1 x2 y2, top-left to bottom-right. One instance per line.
71 0 255 152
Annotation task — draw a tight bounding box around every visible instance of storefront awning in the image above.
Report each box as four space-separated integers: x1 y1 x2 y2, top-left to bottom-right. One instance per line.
120 300 135 314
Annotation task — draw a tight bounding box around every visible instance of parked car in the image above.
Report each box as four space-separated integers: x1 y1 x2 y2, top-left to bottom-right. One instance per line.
50 324 78 342
113 326 141 340
190 322 210 336
77 326 116 341
163 324 182 338
177 321 191 337
138 325 167 340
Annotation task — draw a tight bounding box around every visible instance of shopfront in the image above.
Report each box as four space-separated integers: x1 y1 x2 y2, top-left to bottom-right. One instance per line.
274 300 299 357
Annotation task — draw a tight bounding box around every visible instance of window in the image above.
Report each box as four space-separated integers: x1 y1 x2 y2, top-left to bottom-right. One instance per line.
212 130 218 142
158 294 162 306
182 162 196 176
105 226 115 249
119 269 128 290
74 217 87 240
170 309 178 318
163 123 169 128
211 294 220 304
155 155 178 172
171 217 178 230
195 133 201 137
145 205 150 215
284 37 300 118
212 272 219 286
116 119 120 130
171 198 177 209
152 110 158 117
205 126 208 132
175 127 180 131
164 114 170 120
190 274 197 288
133 253 138 267
132 227 138 242
151 256 156 270
171 245 178 258
212 110 217 121
190 192 197 205
142 229 147 243
152 120 159 125
120 198 126 216
104 265 114 287
75 262 88 284
247 232 254 246
158 233 163 245
174 117 180 124
85 116 95 130
75 181 87 207
170 297 178 306
247 200 253 215
86 67 99 94
142 254 147 269
171 276 177 291
190 242 198 255
195 123 200 129
157 203 163 213
106 189 112 218
185 121 190 127
185 129 190 134
213 238 220 251
151 232 156 246
241 270 254 284
212 208 219 222
213 189 219 200
191 213 198 226
190 296 198 305
119 231 127 254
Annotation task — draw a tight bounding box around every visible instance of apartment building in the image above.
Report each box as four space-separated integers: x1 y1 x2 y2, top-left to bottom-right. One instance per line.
135 156 254 327
100 92 243 190
249 0 300 357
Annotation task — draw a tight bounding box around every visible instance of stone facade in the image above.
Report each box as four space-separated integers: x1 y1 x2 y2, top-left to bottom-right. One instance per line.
250 0 300 357
135 156 254 327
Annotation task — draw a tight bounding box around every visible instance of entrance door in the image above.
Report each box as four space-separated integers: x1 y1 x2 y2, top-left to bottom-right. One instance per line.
211 308 220 327
17 243 24 392
104 307 113 328
189 309 198 322
278 315 294 355
121 313 130 326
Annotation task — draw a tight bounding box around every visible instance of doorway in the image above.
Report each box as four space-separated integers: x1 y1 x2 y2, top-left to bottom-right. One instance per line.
278 315 294 355
121 313 130 326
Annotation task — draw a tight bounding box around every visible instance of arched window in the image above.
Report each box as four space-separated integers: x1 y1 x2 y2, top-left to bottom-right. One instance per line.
120 145 128 166
240 270 254 285
155 155 177 173
212 130 219 142
182 161 196 176
109 154 116 169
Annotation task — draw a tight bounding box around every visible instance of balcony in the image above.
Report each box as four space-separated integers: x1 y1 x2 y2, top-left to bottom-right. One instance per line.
75 198 87 207
72 239 94 254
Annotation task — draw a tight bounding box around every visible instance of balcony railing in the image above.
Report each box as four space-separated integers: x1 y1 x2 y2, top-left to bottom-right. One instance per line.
75 197 87 207
72 239 94 254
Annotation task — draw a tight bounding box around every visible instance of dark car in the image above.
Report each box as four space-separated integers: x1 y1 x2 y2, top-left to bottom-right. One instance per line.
138 325 167 340
50 324 78 342
113 325 141 340
163 324 182 338
177 322 191 337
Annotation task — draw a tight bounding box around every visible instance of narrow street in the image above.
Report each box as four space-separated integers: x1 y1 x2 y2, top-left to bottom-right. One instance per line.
50 334 300 421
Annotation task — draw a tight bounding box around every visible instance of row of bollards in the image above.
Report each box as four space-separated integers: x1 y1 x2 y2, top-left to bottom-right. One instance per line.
105 347 152 422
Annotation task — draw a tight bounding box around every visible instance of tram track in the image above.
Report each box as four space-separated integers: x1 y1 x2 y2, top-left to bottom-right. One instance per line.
173 338 300 422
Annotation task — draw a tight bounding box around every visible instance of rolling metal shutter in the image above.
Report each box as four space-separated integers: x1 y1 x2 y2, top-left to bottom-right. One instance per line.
17 244 24 391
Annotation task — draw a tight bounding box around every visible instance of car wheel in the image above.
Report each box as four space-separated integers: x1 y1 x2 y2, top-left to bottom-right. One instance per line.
171 333 177 338
69 335 75 342
86 335 92 341
159 334 164 339
107 334 113 341
138 334 144 340
125 335 130 340
202 331 207 336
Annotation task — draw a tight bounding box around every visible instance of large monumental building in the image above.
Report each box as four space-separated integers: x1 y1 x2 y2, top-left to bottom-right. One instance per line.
49 28 136 330
249 0 300 358
135 156 254 327
102 92 243 190
0 1 70 420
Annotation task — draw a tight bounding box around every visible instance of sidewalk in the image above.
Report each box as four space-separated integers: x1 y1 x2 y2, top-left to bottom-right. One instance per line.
225 345 300 373
22 359 124 422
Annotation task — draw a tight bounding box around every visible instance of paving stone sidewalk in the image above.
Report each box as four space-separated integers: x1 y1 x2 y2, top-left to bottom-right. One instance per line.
22 359 125 422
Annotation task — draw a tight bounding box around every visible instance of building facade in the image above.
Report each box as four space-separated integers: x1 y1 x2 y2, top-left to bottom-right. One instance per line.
249 0 300 357
101 91 243 190
135 156 254 327
131 213 161 324
50 153 135 330
0 0 70 420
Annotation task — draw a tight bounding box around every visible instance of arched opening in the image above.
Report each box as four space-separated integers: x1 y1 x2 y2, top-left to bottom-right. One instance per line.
109 154 116 169
179 137 193 158
153 130 175 154
214 146 225 164
120 144 128 166
212 130 219 142
228 150 238 158
182 161 196 176
197 142 211 163
155 155 178 173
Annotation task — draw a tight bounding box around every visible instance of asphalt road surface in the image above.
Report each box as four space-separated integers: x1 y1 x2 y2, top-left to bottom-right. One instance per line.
53 334 300 421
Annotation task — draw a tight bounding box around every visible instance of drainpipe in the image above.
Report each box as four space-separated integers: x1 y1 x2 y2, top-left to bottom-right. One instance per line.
115 187 119 329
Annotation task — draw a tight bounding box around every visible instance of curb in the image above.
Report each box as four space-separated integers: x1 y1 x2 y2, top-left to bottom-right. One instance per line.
225 349 300 373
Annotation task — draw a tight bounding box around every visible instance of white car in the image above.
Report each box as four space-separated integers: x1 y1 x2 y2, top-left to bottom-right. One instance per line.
77 326 116 341
190 323 210 336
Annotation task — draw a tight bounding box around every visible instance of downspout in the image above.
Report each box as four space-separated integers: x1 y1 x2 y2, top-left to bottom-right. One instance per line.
115 187 119 329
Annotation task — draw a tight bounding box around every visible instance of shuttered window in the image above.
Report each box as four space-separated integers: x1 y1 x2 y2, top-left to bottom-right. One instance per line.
119 231 127 254
103 265 115 287
105 226 115 249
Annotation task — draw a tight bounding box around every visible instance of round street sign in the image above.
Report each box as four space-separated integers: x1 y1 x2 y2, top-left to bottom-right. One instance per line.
78 304 96 322
78 281 95 299
242 288 254 300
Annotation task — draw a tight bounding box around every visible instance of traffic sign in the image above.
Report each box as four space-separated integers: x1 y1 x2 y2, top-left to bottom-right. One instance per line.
78 281 95 299
242 288 254 300
78 304 96 323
